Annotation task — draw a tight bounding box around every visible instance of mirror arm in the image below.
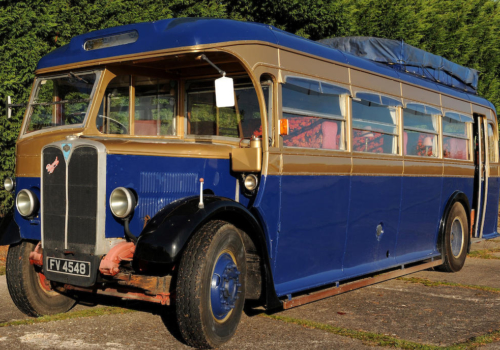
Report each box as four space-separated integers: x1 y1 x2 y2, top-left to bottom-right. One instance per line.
198 54 226 77
5 96 27 119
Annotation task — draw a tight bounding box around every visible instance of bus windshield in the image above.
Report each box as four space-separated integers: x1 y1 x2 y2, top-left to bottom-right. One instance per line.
24 71 100 134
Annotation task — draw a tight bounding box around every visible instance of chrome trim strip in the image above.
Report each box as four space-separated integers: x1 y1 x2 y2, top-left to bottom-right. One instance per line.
475 120 483 238
480 118 489 238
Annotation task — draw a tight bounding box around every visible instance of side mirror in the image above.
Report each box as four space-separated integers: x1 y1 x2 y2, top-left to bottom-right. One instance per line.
6 96 11 118
215 76 235 108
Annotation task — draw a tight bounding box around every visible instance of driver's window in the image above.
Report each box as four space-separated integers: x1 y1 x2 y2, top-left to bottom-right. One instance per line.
97 75 130 135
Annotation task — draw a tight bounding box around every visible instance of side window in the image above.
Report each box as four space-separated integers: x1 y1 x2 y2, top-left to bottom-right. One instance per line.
488 123 498 163
281 77 348 150
403 103 439 157
442 112 470 160
186 78 263 138
97 75 130 135
135 77 176 136
352 93 399 154
97 75 177 136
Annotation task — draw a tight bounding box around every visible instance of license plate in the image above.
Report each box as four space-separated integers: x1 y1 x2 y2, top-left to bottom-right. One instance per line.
47 257 91 277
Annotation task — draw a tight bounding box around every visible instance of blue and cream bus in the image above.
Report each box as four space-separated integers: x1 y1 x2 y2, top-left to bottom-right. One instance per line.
1 18 498 348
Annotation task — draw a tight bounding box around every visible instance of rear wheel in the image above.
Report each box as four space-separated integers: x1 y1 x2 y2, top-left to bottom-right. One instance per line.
6 241 76 317
176 220 246 348
438 202 469 272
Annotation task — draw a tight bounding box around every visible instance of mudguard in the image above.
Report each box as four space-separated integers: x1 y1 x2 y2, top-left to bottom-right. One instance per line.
438 191 471 253
0 209 21 246
134 195 282 309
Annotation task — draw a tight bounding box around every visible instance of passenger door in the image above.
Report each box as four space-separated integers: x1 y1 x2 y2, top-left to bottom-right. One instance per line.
472 115 488 238
479 121 500 237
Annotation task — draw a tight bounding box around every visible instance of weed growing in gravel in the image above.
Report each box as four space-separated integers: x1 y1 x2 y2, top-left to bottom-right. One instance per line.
397 277 500 294
0 307 134 327
468 248 500 260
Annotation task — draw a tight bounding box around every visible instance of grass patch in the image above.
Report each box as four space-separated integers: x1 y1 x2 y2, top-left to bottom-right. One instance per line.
0 265 5 276
262 314 441 350
264 314 500 349
0 306 134 328
397 277 500 294
468 248 500 260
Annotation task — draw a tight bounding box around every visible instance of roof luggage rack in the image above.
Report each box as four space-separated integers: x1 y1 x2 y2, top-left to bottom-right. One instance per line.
318 37 479 94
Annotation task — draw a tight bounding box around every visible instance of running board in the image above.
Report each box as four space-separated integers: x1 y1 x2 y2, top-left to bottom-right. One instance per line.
282 259 443 309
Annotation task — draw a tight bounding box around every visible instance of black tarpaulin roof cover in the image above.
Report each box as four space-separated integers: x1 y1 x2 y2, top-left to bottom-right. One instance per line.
319 37 479 94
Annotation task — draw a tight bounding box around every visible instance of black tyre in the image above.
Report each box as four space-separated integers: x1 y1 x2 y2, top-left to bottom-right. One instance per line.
438 202 469 272
6 241 76 317
176 220 246 349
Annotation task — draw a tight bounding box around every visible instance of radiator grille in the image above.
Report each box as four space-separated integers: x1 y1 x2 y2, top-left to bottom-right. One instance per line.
42 145 98 254
67 147 98 254
42 147 66 251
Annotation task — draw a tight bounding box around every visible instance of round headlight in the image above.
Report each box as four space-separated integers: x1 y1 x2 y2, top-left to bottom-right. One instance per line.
16 189 39 217
244 174 259 191
4 177 15 192
110 187 136 218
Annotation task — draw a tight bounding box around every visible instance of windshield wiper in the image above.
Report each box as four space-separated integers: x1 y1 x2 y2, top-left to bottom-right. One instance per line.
69 72 90 84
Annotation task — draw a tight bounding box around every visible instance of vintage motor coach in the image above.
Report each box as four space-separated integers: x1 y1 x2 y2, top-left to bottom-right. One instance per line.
1 18 499 348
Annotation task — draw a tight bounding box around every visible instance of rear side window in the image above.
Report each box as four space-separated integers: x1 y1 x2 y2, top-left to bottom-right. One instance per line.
488 123 498 163
403 103 440 157
281 77 349 150
352 93 400 154
442 112 471 160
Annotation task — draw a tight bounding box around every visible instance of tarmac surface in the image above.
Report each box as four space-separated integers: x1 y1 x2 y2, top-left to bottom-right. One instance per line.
1 239 500 349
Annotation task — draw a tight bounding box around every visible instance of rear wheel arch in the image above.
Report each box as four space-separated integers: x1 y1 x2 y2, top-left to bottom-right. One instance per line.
438 191 471 253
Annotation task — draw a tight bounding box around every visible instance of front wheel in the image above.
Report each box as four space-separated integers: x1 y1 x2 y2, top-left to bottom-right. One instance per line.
438 202 469 272
6 241 76 317
176 220 247 349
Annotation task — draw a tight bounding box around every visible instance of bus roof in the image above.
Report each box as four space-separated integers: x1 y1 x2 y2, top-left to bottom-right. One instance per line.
37 17 496 113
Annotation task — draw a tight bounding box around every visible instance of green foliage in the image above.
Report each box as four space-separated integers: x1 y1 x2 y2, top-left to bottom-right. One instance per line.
1 0 500 213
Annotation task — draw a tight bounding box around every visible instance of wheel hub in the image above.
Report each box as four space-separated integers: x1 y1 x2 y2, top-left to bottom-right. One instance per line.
451 218 464 258
211 252 241 321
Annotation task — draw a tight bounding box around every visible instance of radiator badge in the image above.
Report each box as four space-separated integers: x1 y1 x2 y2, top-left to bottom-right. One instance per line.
46 156 59 174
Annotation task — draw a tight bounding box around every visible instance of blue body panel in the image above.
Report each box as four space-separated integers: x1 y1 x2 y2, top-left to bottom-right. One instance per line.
14 177 41 240
395 177 443 263
484 177 500 236
273 175 350 292
105 154 244 238
272 174 475 297
36 18 495 113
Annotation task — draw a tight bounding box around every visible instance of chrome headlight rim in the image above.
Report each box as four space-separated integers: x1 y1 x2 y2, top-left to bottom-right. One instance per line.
244 174 259 191
16 189 39 218
110 187 136 219
4 177 15 192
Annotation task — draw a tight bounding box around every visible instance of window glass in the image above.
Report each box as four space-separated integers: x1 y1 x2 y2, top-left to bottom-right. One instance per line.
402 106 439 157
356 93 402 107
135 77 176 136
281 79 347 150
282 84 346 118
443 136 468 160
403 108 438 132
26 73 97 134
186 78 264 138
97 75 130 135
442 117 467 137
404 131 437 157
352 99 397 154
282 113 343 150
488 124 497 163
442 117 469 160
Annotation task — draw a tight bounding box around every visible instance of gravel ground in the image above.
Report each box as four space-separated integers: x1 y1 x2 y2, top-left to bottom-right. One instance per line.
1 240 500 349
